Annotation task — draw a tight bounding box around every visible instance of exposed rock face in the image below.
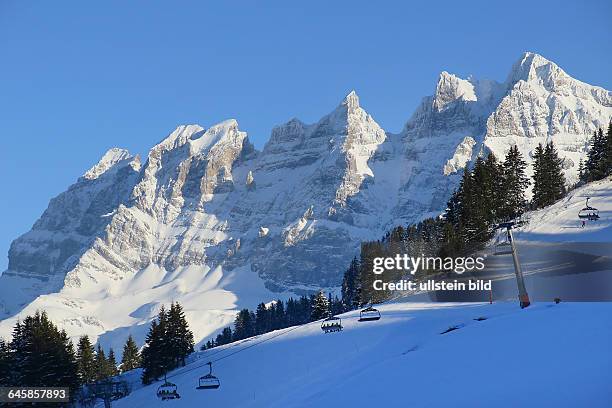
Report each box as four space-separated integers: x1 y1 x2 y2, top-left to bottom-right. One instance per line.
225 91 389 287
7 150 140 279
1 53 610 349
444 137 477 176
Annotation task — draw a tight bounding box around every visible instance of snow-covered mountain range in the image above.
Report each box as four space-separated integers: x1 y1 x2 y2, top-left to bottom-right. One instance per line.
1 52 610 349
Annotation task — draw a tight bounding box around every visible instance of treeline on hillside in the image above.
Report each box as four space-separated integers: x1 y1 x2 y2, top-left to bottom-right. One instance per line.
0 312 138 402
0 301 196 395
579 124 612 183
0 311 80 399
202 291 343 350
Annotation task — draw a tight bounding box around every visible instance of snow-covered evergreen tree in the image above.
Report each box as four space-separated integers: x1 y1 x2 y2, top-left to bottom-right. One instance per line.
310 291 330 320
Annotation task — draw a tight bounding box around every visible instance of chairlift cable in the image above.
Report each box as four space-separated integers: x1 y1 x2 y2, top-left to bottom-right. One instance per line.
163 317 327 382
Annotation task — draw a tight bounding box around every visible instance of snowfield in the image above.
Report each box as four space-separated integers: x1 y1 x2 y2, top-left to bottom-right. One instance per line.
113 301 612 408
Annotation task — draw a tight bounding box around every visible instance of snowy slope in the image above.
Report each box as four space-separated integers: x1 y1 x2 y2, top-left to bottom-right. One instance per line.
455 176 612 304
516 176 612 242
112 301 612 408
0 52 610 353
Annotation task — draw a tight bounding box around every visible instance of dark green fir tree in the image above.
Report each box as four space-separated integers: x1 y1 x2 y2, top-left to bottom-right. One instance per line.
10 312 79 395
107 348 119 377
77 335 96 384
0 338 11 386
501 145 530 219
167 302 194 367
120 335 141 373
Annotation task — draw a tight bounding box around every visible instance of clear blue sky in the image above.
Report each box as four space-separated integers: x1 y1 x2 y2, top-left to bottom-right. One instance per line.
1 0 611 271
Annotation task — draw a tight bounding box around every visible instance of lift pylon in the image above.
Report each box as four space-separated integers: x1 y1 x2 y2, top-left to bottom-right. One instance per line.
496 221 530 308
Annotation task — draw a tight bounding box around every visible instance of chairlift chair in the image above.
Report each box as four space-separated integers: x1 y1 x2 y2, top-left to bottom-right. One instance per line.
157 377 180 400
578 197 600 221
493 228 514 256
358 306 381 322
494 241 513 256
321 316 342 333
197 362 220 390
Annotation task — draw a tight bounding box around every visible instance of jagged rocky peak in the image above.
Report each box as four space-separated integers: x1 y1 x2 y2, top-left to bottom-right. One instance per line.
505 52 567 90
261 91 385 175
266 91 383 150
271 118 306 139
342 89 360 111
7 146 142 279
129 120 251 219
190 119 246 157
504 52 612 108
142 120 248 175
151 124 205 157
484 52 612 185
197 119 250 195
328 90 362 121
264 118 307 155
404 73 489 139
321 90 362 123
333 90 386 147
433 71 477 111
82 148 134 180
